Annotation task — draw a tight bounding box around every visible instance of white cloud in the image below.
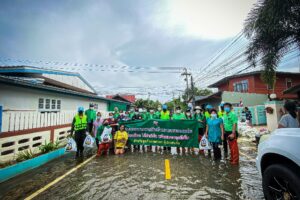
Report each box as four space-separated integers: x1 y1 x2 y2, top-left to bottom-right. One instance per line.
153 0 256 40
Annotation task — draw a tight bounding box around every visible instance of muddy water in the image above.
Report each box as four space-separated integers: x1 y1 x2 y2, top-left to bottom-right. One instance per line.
0 139 264 200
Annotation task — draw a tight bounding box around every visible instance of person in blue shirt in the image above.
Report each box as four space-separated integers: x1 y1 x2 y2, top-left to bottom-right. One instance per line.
205 109 224 160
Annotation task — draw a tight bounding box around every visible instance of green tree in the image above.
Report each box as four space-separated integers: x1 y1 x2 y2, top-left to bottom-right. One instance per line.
165 97 188 112
133 99 161 110
182 88 213 102
244 0 300 87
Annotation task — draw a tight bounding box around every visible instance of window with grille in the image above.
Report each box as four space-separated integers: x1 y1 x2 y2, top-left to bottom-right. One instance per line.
57 100 61 109
38 98 44 109
233 80 248 92
45 99 50 109
51 99 56 109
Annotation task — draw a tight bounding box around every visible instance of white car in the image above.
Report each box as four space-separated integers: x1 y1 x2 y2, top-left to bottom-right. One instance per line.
256 128 300 199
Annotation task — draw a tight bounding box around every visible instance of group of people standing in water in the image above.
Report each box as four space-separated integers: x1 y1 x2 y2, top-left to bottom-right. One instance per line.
71 102 240 165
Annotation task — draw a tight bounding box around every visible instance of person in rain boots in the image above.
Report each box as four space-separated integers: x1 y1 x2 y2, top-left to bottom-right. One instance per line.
96 119 112 156
85 103 96 134
205 109 223 160
223 102 239 165
71 106 88 158
172 106 186 120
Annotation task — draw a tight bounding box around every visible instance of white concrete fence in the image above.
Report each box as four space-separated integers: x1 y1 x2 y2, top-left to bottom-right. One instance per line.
1 110 109 132
0 110 109 163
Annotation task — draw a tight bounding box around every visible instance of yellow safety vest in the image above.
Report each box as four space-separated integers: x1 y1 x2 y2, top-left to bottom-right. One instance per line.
74 114 87 131
160 111 170 120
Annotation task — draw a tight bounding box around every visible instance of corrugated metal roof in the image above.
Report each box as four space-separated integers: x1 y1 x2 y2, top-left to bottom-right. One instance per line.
0 75 130 105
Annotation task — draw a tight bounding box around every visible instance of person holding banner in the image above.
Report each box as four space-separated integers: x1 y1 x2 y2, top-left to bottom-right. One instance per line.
160 104 170 120
114 125 128 155
172 106 186 120
185 109 193 120
205 109 224 160
155 106 162 119
148 109 157 119
193 106 206 142
223 102 239 165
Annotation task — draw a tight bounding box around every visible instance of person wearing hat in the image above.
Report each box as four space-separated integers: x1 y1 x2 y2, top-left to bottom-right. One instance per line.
172 106 186 120
85 103 96 134
223 102 239 165
71 106 88 158
193 106 206 142
160 104 170 120
205 104 213 119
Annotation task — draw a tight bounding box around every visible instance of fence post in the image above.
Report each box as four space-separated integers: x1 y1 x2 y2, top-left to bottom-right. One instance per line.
0 105 2 133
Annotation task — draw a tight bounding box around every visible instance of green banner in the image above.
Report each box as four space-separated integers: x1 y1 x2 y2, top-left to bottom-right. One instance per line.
121 119 199 148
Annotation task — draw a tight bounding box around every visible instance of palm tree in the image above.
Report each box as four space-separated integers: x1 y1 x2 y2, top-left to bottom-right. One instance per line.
244 0 300 88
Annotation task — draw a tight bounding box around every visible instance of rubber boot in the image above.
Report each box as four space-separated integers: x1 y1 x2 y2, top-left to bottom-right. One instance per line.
228 139 239 165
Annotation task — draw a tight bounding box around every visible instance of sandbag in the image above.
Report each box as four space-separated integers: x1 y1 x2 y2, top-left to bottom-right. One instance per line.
199 136 212 150
65 138 77 152
83 134 96 148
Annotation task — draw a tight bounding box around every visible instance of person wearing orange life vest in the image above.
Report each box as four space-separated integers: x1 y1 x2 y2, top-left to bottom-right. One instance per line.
71 106 88 158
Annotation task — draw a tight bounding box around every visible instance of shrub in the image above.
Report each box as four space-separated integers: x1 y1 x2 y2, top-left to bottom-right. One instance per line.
16 149 35 162
38 140 60 154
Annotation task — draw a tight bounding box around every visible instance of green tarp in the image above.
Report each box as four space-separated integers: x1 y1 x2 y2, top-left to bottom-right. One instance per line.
121 120 199 148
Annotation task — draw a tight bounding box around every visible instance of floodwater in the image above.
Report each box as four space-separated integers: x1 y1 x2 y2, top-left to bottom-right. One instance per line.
0 138 263 200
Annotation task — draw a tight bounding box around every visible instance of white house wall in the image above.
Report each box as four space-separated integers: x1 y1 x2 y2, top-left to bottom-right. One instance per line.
42 74 94 93
0 83 108 112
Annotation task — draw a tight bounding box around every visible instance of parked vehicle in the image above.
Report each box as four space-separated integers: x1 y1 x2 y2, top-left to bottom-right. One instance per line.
256 128 300 199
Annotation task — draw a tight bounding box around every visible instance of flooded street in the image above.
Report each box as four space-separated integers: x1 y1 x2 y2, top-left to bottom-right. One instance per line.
0 139 263 200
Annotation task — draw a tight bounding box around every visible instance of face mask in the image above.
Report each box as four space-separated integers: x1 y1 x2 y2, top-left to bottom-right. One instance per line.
211 114 217 118
104 122 109 126
124 114 128 117
224 107 231 113
163 109 167 112
186 112 191 116
97 116 101 119
78 111 83 115
196 110 200 114
158 108 162 111
176 110 181 114
109 116 113 119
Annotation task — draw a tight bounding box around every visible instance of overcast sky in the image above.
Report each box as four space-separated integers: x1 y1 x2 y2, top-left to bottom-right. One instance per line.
1 0 299 102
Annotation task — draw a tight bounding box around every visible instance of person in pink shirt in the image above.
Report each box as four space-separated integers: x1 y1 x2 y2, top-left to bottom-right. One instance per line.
93 112 103 147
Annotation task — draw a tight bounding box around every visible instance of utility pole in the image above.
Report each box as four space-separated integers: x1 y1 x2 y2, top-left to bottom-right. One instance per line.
181 68 191 103
172 91 175 113
190 75 195 108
